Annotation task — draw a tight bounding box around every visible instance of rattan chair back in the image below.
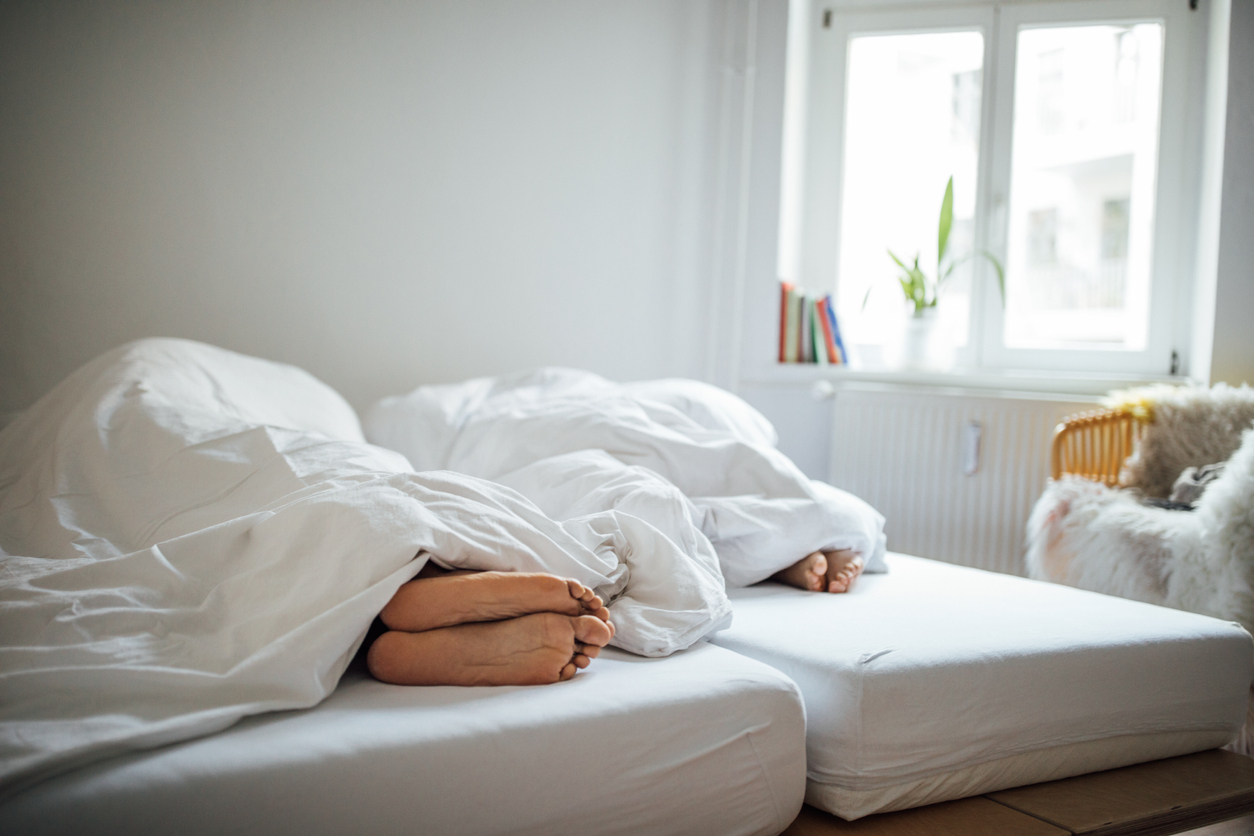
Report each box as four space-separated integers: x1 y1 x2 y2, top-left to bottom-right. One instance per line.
1050 408 1148 486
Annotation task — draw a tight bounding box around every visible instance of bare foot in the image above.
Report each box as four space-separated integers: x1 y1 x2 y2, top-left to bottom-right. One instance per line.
380 571 612 633
773 551 828 592
823 549 864 593
367 612 613 686
774 549 865 593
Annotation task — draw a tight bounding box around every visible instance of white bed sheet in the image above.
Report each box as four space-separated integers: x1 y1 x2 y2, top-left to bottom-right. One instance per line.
0 642 806 836
710 554 1253 820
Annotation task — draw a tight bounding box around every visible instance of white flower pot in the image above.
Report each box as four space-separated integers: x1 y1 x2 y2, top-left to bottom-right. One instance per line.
886 307 954 372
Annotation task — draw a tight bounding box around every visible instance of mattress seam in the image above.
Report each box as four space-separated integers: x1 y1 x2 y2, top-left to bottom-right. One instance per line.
854 651 866 777
744 724 789 832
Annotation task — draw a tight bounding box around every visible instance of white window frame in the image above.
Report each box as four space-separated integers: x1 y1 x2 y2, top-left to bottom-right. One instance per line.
783 0 1204 380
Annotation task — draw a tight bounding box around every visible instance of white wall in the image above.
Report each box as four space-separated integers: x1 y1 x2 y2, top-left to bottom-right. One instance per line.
0 1 729 414
1209 0 1254 387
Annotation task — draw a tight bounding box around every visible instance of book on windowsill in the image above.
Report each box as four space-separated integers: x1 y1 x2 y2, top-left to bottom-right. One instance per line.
823 293 848 365
782 284 800 363
778 281 793 363
778 281 849 365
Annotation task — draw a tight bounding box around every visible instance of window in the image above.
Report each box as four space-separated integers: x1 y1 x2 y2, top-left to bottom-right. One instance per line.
835 31 986 363
1004 23 1163 351
779 0 1200 378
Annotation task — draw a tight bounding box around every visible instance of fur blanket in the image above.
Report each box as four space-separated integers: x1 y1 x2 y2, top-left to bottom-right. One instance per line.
1027 429 1254 632
1115 383 1254 499
1027 383 1254 623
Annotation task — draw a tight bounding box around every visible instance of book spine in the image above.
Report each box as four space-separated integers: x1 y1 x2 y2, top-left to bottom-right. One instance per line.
778 281 793 363
791 289 805 363
784 287 800 363
817 297 839 365
796 292 804 362
813 300 829 365
825 294 849 364
800 294 813 363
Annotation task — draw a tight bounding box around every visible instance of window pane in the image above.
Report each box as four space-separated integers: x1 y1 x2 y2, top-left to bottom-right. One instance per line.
836 31 985 365
1003 23 1163 349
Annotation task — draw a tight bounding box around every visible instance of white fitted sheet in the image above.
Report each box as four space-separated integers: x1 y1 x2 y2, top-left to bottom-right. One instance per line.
0 643 806 836
710 554 1253 820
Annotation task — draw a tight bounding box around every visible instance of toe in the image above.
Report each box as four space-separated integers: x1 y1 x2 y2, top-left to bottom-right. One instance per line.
573 654 591 669
829 575 854 593
559 662 578 681
809 553 828 591
823 550 864 594
572 614 613 647
569 583 606 614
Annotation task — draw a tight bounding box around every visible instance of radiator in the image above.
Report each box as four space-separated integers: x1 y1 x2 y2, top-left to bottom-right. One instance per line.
828 388 1096 576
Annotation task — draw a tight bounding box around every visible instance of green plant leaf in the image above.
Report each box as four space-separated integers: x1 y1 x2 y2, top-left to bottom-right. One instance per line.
899 276 914 301
879 179 1004 313
937 176 954 269
887 248 938 312
978 249 1006 305
861 284 874 311
907 257 930 310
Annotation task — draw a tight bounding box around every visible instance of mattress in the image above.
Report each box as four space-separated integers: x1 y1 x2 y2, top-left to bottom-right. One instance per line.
0 642 806 836
709 553 1253 820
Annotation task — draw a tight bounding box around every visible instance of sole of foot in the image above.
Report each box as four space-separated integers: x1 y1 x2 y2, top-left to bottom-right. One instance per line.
380 570 612 634
367 612 614 686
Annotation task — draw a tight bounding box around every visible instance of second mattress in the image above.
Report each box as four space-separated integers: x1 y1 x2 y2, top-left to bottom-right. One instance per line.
710 554 1252 819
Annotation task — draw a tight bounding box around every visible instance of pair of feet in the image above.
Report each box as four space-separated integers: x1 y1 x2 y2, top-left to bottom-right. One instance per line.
366 570 616 687
773 548 865 593
366 549 864 688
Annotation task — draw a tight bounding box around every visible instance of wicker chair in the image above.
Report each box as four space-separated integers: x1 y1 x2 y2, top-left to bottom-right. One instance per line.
1050 408 1147 487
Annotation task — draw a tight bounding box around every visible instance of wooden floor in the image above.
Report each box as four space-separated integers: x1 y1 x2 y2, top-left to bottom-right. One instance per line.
784 750 1254 836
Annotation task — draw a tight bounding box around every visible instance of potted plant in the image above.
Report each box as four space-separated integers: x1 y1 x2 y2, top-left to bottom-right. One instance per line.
868 177 1004 370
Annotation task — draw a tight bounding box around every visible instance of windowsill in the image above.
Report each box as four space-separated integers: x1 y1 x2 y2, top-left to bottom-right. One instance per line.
742 363 1191 399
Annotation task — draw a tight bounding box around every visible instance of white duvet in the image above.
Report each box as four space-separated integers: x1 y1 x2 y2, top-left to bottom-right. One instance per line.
365 368 887 587
0 339 884 796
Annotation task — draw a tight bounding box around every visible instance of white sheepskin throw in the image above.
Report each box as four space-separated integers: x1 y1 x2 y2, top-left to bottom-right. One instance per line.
1026 427 1254 632
1116 383 1254 498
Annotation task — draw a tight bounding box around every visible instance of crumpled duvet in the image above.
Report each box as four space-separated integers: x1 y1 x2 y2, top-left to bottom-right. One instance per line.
0 339 884 797
365 368 888 589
